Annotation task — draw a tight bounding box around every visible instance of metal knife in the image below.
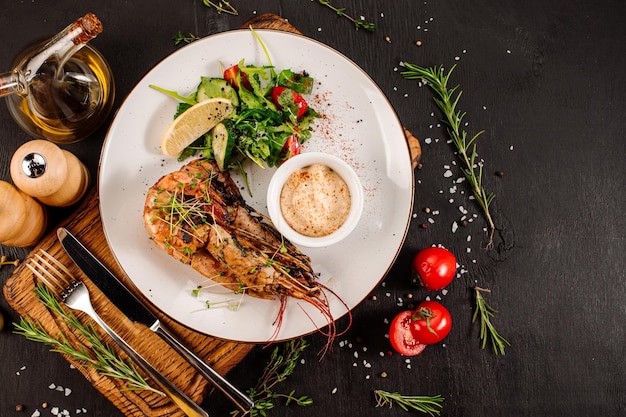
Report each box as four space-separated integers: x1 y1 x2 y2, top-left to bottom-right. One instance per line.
57 227 254 412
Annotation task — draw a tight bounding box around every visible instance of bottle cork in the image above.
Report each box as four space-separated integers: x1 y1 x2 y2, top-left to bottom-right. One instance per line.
0 180 47 247
10 140 90 207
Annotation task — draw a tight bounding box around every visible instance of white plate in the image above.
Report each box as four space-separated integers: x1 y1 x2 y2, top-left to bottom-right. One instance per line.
99 30 414 343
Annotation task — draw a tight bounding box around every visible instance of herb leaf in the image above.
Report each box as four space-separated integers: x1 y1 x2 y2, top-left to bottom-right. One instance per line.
231 338 312 416
319 0 376 32
401 63 496 247
173 31 199 45
473 287 510 355
13 284 162 395
374 390 444 416
200 0 238 15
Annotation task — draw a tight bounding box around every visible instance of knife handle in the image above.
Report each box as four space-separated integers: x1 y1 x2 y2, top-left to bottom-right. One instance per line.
154 323 254 412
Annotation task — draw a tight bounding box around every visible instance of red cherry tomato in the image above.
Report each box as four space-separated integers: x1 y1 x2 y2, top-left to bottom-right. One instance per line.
223 64 251 90
409 301 452 345
411 247 457 290
389 310 428 356
278 133 301 163
271 86 308 119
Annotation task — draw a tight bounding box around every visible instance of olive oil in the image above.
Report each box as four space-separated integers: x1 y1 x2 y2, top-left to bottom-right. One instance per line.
0 13 114 144
6 46 114 144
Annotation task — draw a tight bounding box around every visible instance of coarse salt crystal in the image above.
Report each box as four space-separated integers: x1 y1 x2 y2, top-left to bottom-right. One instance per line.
424 137 432 144
442 289 449 295
332 387 338 394
31 411 41 417
443 170 453 178
452 221 458 233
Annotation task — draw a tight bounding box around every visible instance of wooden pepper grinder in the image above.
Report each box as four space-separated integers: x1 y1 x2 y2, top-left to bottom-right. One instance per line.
0 180 47 247
10 140 90 207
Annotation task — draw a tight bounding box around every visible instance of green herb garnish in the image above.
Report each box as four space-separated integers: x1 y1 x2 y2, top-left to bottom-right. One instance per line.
319 0 376 31
200 0 238 15
473 287 510 355
374 390 444 416
14 284 161 394
401 63 496 247
231 338 312 416
173 31 199 45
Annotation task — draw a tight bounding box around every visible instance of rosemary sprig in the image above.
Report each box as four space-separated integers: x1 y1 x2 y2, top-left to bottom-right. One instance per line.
13 284 162 395
401 63 496 247
319 0 376 32
472 287 510 355
231 338 312 417
374 390 444 416
200 0 238 15
173 31 199 45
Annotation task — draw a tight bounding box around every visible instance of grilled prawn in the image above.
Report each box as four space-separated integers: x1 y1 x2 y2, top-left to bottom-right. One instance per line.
143 158 345 348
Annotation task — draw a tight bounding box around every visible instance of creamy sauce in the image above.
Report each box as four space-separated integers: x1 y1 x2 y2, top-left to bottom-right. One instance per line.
280 163 351 237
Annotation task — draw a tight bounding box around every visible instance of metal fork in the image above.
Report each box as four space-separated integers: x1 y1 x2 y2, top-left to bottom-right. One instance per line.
27 250 210 417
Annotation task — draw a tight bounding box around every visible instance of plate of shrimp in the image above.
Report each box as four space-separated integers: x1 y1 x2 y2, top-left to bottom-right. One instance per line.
99 30 414 344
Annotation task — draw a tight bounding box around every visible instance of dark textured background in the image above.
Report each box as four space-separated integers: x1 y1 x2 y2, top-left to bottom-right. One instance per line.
1 1 625 416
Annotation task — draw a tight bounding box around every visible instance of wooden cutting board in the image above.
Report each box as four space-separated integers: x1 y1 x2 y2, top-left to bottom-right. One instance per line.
3 13 421 417
4 188 256 416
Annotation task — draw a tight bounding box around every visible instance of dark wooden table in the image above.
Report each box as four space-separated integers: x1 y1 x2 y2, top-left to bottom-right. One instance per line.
1 1 625 416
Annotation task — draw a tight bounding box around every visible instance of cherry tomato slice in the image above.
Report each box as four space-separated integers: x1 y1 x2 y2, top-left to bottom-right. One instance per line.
409 301 452 345
278 133 301 164
271 86 308 119
411 247 457 290
389 310 428 356
223 64 251 90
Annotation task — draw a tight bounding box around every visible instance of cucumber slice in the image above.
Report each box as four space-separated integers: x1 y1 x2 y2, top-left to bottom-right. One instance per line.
211 123 233 171
197 77 239 108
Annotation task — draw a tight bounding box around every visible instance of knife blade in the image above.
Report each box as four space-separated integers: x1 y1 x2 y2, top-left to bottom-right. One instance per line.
57 227 254 412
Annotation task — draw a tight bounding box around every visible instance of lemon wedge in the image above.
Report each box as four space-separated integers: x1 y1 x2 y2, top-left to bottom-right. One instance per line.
160 97 234 157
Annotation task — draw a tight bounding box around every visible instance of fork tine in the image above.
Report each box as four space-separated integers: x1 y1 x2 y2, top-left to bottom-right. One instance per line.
27 249 76 295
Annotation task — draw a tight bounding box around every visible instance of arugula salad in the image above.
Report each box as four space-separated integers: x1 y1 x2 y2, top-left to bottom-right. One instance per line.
151 42 319 173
